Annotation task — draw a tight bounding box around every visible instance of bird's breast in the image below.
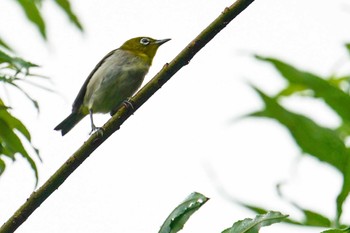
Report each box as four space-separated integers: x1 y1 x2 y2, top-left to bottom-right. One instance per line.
83 51 150 113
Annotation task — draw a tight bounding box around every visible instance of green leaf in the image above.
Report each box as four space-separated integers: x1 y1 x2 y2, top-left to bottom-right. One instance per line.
301 209 331 227
222 211 288 233
237 202 299 225
345 43 350 56
276 83 309 97
322 227 350 233
0 49 38 74
0 99 39 184
249 86 350 227
0 49 14 64
0 37 13 52
0 99 31 140
255 55 350 123
0 157 5 176
16 0 47 39
159 192 209 233
237 203 269 215
0 118 38 184
235 200 330 227
54 0 84 31
6 81 40 112
336 172 350 226
250 86 349 173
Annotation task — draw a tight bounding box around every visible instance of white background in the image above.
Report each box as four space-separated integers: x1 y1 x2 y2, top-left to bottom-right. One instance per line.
0 0 349 232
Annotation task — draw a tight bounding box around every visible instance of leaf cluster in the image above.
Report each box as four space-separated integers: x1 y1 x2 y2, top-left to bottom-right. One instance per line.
158 192 288 233
0 0 82 183
236 44 350 229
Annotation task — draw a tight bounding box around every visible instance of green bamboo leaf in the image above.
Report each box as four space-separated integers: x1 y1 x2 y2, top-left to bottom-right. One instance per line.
222 211 288 233
237 203 269 215
238 202 332 227
336 173 350 226
0 49 38 74
322 227 350 233
250 86 349 173
0 116 38 185
327 75 350 90
0 157 5 176
255 55 350 123
301 209 331 227
235 201 307 226
0 49 13 64
276 83 309 97
16 0 47 39
0 99 31 140
7 81 40 112
54 0 83 31
345 43 350 56
249 86 350 226
0 37 13 52
159 192 209 233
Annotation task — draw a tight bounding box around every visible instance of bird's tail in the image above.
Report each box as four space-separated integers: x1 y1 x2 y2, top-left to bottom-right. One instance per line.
54 112 86 136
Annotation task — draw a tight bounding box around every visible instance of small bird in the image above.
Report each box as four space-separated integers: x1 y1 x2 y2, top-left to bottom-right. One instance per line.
54 37 170 136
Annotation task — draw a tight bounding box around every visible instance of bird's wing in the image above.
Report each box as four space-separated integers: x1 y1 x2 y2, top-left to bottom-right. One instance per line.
72 49 118 112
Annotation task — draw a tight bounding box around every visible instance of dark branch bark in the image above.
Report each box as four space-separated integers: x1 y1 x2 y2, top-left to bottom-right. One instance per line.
0 0 255 232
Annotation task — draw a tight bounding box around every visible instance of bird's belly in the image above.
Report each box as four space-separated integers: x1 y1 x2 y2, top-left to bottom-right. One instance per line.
87 67 147 113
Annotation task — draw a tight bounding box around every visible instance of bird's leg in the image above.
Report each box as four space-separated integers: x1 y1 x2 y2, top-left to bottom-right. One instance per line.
89 109 103 135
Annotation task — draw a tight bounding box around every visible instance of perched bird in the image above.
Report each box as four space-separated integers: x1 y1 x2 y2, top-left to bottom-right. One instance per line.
54 37 170 136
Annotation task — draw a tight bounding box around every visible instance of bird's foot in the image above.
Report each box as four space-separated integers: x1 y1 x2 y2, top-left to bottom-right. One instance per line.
110 98 135 116
122 98 135 111
89 125 104 136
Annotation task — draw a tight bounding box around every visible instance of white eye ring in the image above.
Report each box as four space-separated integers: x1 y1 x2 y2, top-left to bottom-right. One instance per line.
140 38 150 45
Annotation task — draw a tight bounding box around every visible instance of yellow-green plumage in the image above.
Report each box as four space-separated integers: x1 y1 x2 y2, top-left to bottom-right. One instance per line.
54 37 170 136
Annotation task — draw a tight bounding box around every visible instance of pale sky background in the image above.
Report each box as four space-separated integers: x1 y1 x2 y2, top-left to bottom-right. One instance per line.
0 0 349 233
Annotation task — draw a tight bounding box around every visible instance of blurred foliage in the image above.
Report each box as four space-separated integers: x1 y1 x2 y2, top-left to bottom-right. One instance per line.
0 99 40 181
233 44 350 230
159 192 288 233
0 0 83 184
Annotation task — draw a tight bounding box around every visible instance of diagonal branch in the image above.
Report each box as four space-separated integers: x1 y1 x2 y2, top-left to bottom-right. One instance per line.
0 0 255 232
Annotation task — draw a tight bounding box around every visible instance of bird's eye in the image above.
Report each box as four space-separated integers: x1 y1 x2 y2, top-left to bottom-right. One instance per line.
140 38 150 45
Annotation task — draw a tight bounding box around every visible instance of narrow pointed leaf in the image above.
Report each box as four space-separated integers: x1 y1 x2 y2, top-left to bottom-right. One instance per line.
0 49 38 73
0 118 38 183
345 43 350 56
301 209 331 227
159 192 209 233
222 211 288 233
0 99 31 140
276 83 309 97
54 0 83 31
0 157 5 176
0 37 13 51
322 227 350 233
250 86 349 173
7 82 40 112
0 49 14 64
336 173 350 225
250 86 350 226
16 0 47 39
255 55 350 123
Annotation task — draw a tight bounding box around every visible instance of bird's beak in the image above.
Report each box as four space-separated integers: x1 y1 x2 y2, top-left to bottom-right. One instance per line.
155 38 171 45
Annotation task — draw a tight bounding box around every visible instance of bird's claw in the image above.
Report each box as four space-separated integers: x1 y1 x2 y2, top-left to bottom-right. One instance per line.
122 99 135 110
89 125 104 136
110 98 135 116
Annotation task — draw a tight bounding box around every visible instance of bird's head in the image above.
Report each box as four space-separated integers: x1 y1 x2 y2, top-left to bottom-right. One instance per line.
120 37 171 65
